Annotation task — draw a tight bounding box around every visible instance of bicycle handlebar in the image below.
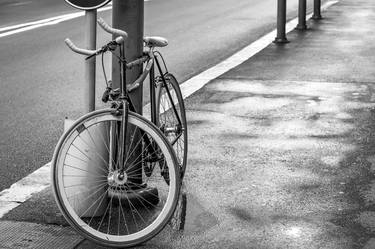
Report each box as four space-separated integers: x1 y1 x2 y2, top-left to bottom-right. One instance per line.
65 18 126 57
64 38 99 56
65 36 124 59
98 18 128 40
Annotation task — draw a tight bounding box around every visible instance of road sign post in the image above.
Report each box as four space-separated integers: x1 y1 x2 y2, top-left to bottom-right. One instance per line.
274 0 289 44
296 0 307 30
85 10 97 112
63 0 111 215
64 0 111 112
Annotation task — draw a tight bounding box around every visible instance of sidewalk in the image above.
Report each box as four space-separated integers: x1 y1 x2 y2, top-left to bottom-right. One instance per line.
2 0 375 248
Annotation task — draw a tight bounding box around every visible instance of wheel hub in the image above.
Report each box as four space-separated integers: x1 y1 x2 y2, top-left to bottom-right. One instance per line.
107 170 128 186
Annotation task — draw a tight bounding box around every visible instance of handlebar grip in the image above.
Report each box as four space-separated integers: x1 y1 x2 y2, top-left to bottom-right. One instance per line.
64 38 98 56
97 18 128 40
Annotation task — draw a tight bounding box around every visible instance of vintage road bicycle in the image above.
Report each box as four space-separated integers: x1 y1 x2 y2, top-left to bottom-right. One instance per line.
51 18 187 247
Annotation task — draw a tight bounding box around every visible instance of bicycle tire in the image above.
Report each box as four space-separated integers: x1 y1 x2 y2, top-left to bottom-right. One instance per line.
51 109 180 248
155 73 188 179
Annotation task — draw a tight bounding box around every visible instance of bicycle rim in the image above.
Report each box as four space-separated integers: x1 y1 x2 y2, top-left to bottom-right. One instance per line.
51 109 179 247
156 73 188 178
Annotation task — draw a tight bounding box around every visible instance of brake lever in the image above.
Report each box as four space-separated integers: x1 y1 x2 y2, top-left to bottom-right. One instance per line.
102 87 111 103
85 50 101 60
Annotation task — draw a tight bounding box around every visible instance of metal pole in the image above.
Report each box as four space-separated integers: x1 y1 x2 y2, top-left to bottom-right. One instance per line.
112 0 143 113
84 10 97 113
296 0 307 30
312 0 322 20
112 0 144 185
273 0 289 44
76 10 110 216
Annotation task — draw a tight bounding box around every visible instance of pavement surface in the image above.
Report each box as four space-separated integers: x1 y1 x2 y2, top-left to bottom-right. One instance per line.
2 0 375 248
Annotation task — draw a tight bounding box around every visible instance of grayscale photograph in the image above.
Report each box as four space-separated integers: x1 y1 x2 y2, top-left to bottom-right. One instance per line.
0 0 374 248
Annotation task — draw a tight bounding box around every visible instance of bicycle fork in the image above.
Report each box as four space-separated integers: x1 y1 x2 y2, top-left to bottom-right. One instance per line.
118 100 129 179
107 100 129 187
110 99 162 187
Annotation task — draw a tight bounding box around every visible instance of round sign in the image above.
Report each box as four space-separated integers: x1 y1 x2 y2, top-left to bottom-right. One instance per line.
65 0 111 10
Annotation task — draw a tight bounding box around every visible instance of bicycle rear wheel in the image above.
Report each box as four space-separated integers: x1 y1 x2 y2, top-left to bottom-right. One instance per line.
155 73 188 179
51 109 180 248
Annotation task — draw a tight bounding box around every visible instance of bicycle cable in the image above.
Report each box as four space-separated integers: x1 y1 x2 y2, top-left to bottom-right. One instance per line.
154 51 169 73
101 52 109 88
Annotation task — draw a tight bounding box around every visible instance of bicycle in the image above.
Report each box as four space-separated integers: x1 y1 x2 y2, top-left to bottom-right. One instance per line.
51 18 187 248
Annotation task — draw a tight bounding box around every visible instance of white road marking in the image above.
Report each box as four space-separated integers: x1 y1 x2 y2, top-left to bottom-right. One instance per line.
0 0 151 38
8 1 32 7
0 6 112 38
0 163 50 217
0 0 338 218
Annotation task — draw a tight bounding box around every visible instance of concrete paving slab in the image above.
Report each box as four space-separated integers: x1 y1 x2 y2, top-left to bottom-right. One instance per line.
180 77 375 248
0 220 82 249
223 1 375 84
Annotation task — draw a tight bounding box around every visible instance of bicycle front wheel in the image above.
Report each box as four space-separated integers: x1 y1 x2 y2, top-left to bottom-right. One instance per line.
51 109 180 248
156 73 188 179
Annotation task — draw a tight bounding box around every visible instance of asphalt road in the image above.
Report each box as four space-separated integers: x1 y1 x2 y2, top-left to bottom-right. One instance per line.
0 0 308 191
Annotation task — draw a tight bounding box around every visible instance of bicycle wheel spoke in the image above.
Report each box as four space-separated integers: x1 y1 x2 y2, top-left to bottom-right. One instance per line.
124 127 144 169
97 189 116 232
122 126 140 168
79 185 109 220
77 133 109 171
63 163 107 177
118 196 130 235
107 196 113 235
70 143 108 176
96 122 118 170
125 137 160 176
66 181 107 201
123 131 152 174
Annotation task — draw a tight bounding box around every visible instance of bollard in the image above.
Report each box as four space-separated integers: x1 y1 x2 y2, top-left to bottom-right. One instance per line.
273 0 289 44
312 0 322 20
296 0 307 30
112 0 144 185
84 10 97 112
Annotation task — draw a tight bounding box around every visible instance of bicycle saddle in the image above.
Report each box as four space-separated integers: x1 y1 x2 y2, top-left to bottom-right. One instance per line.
143 36 168 47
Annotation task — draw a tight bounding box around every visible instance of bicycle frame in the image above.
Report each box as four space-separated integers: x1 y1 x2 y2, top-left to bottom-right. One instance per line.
114 44 182 177
116 44 183 134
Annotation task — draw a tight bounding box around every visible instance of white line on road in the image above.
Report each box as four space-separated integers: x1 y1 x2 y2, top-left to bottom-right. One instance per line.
0 6 112 38
0 163 50 217
0 0 338 218
0 0 152 38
